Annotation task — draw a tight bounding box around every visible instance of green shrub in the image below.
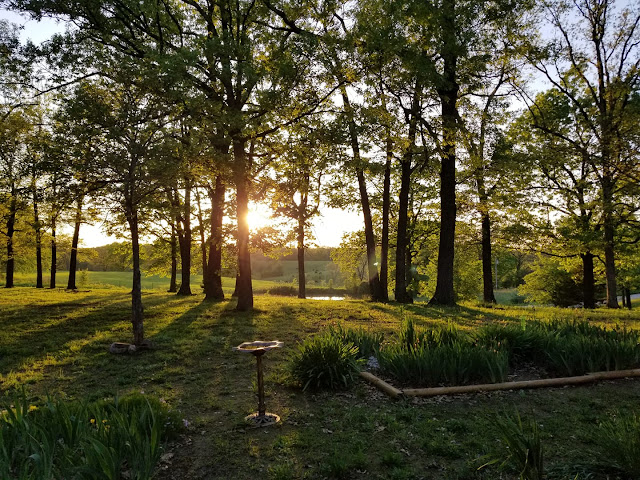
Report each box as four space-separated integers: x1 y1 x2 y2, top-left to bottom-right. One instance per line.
289 333 362 390
519 257 582 306
327 323 383 359
378 342 508 387
0 392 181 480
598 411 640 478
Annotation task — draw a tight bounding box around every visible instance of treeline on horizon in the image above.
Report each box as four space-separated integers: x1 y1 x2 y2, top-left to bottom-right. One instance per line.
1 0 639 347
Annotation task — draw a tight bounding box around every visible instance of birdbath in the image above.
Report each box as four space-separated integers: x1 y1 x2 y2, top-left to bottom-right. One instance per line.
233 340 283 426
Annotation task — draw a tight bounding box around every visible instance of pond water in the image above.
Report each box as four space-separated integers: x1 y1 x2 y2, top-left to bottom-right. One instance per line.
307 296 345 301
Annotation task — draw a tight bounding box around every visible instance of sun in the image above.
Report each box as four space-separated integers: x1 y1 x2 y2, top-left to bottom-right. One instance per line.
246 202 274 231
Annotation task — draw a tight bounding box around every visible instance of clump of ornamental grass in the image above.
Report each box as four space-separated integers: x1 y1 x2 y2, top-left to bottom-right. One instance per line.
398 319 462 352
0 392 181 480
475 319 640 376
289 332 362 391
327 323 384 359
378 342 508 387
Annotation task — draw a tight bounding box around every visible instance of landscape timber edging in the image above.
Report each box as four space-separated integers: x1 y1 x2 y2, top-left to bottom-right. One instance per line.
360 368 640 398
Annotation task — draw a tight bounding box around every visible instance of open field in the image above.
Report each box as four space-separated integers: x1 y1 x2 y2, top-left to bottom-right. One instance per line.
2 288 640 479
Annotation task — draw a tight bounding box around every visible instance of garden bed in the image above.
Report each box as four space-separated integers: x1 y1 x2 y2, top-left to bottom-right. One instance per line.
292 318 640 394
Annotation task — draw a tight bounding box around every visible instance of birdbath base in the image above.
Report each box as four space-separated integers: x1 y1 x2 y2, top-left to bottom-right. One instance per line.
233 340 284 427
245 412 281 427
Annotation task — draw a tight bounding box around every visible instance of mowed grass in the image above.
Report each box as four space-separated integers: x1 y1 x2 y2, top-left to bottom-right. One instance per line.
2 288 640 479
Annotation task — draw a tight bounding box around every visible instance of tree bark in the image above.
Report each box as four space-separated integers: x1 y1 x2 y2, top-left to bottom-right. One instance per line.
49 218 56 288
204 176 225 301
195 187 208 279
602 178 619 308
581 251 595 309
234 139 253 311
626 287 632 310
127 204 144 346
395 156 413 303
621 287 627 308
5 189 16 288
340 87 382 301
297 202 306 299
168 223 177 292
177 180 192 295
67 198 82 290
429 4 459 307
33 190 43 289
380 140 391 302
480 211 496 303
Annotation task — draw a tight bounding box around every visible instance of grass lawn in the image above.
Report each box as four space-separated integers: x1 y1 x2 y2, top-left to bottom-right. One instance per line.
3 271 282 294
2 288 640 479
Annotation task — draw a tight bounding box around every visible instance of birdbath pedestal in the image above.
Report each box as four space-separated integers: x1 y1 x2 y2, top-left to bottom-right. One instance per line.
233 340 283 426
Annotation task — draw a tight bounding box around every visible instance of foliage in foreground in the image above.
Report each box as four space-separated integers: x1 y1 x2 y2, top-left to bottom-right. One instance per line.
0 393 180 480
482 412 544 480
327 323 384 359
477 320 640 376
598 411 640 478
288 332 362 391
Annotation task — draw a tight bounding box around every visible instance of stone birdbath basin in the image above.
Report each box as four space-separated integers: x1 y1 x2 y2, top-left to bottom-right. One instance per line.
233 340 283 426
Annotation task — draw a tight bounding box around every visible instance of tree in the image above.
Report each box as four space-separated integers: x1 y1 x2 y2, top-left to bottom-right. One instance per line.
69 77 175 345
12 0 328 311
513 90 604 308
525 0 640 308
331 231 368 291
0 109 31 288
268 124 329 299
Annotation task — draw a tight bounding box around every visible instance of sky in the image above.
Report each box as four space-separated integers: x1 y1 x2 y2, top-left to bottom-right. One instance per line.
0 8 365 248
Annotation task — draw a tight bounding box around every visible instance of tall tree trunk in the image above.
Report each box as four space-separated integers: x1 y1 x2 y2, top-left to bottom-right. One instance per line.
234 139 253 311
5 190 16 288
395 87 420 304
395 156 413 303
127 203 144 346
480 212 496 303
581 251 595 309
340 87 382 301
477 178 496 304
380 139 391 302
33 189 43 288
297 202 306 299
430 6 459 307
168 223 177 292
177 180 192 295
50 217 56 288
195 187 208 279
621 287 627 308
67 198 82 290
204 176 225 301
602 177 619 308
626 287 632 310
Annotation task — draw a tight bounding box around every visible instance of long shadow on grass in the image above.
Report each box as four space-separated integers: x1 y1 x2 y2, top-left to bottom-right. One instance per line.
0 293 206 392
0 295 136 376
365 302 541 336
0 293 123 332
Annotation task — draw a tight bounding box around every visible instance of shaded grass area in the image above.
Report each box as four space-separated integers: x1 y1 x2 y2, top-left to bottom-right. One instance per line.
2 289 640 479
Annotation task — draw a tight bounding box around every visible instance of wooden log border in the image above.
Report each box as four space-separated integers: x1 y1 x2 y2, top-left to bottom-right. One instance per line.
360 368 640 398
